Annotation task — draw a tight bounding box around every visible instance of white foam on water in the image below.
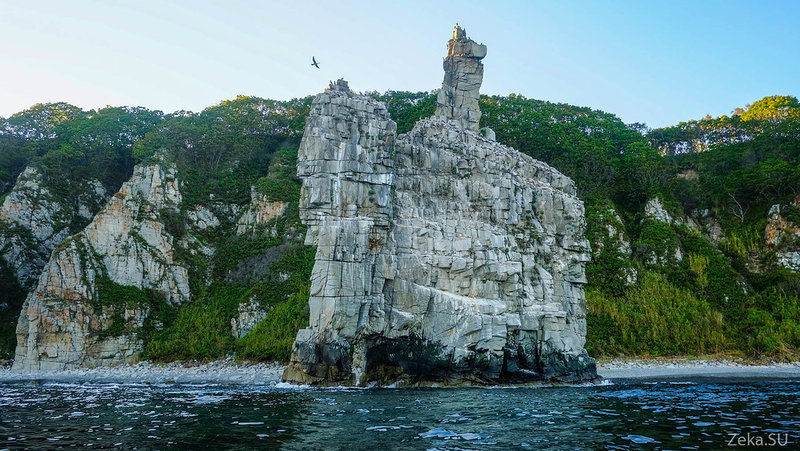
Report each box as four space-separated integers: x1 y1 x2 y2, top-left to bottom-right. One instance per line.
190 394 230 405
366 425 412 431
418 427 489 440
621 434 659 444
273 382 310 390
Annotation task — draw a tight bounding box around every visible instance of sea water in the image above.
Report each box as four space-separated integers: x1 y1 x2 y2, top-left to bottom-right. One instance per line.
1 378 799 449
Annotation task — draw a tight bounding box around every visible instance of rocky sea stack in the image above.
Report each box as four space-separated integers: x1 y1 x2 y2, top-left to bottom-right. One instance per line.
282 26 597 386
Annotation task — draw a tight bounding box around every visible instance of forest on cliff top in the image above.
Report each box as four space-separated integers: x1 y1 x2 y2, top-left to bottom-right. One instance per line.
1 92 799 361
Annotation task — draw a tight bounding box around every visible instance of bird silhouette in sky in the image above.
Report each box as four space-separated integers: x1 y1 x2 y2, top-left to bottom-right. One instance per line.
311 56 320 69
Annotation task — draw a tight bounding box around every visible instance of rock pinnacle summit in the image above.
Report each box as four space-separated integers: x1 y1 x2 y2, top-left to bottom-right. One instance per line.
434 25 487 133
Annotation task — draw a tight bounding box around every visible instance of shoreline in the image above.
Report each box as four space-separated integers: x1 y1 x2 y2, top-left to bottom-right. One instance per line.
597 357 800 380
2 357 799 386
0 358 286 386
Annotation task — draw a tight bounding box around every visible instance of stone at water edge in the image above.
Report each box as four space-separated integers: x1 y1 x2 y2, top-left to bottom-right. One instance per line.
282 26 597 386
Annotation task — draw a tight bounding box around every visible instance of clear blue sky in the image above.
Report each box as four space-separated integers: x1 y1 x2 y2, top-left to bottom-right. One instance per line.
1 0 798 128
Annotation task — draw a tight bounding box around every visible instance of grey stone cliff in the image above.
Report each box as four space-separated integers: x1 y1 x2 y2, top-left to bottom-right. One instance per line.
0 167 108 290
13 162 190 371
283 28 596 386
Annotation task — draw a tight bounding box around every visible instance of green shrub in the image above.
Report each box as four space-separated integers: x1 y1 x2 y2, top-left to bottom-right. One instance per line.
94 276 175 341
159 208 186 238
688 252 709 288
236 284 310 361
254 147 302 202
144 246 316 362
677 229 746 311
586 247 635 298
143 295 234 361
586 271 727 356
0 263 26 358
781 204 800 225
635 220 682 268
235 245 315 361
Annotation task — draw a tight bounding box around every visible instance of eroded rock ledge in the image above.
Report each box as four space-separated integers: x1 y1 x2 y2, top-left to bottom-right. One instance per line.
283 27 596 386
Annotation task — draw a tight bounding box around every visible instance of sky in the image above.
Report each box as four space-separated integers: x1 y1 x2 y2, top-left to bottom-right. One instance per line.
0 0 798 129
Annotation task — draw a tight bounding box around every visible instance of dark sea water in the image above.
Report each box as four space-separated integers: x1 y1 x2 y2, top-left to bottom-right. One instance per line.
1 377 799 450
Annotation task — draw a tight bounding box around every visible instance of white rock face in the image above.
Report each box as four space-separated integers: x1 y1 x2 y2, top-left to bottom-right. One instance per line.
765 202 800 272
13 162 190 371
644 197 674 224
778 251 800 272
283 72 596 385
187 205 220 231
235 187 290 235
691 208 724 245
644 197 699 231
0 167 107 289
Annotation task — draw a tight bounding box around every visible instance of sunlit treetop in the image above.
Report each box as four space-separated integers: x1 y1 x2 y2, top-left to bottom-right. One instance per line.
732 95 800 122
3 102 84 139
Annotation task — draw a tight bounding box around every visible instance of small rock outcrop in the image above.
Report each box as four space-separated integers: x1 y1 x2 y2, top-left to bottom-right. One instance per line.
643 197 698 231
766 201 800 272
690 208 724 245
590 207 637 286
283 27 596 386
13 162 190 371
235 187 290 236
640 197 699 265
231 298 270 339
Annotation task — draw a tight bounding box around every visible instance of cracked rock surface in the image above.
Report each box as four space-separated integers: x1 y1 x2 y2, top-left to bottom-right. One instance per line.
283 36 596 385
0 167 108 290
13 162 190 371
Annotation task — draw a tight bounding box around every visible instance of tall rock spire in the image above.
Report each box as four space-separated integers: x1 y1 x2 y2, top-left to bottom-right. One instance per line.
434 24 487 132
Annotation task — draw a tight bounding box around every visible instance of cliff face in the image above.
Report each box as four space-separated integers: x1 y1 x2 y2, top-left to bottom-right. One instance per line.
0 165 111 358
0 166 108 290
283 27 596 386
13 162 190 371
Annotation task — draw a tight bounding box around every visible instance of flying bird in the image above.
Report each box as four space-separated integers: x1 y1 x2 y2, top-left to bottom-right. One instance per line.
311 56 320 69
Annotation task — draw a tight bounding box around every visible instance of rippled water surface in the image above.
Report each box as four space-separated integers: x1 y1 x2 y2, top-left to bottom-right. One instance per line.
1 378 799 449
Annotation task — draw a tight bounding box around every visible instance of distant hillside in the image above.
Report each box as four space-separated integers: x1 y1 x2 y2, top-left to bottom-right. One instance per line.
1 92 798 361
